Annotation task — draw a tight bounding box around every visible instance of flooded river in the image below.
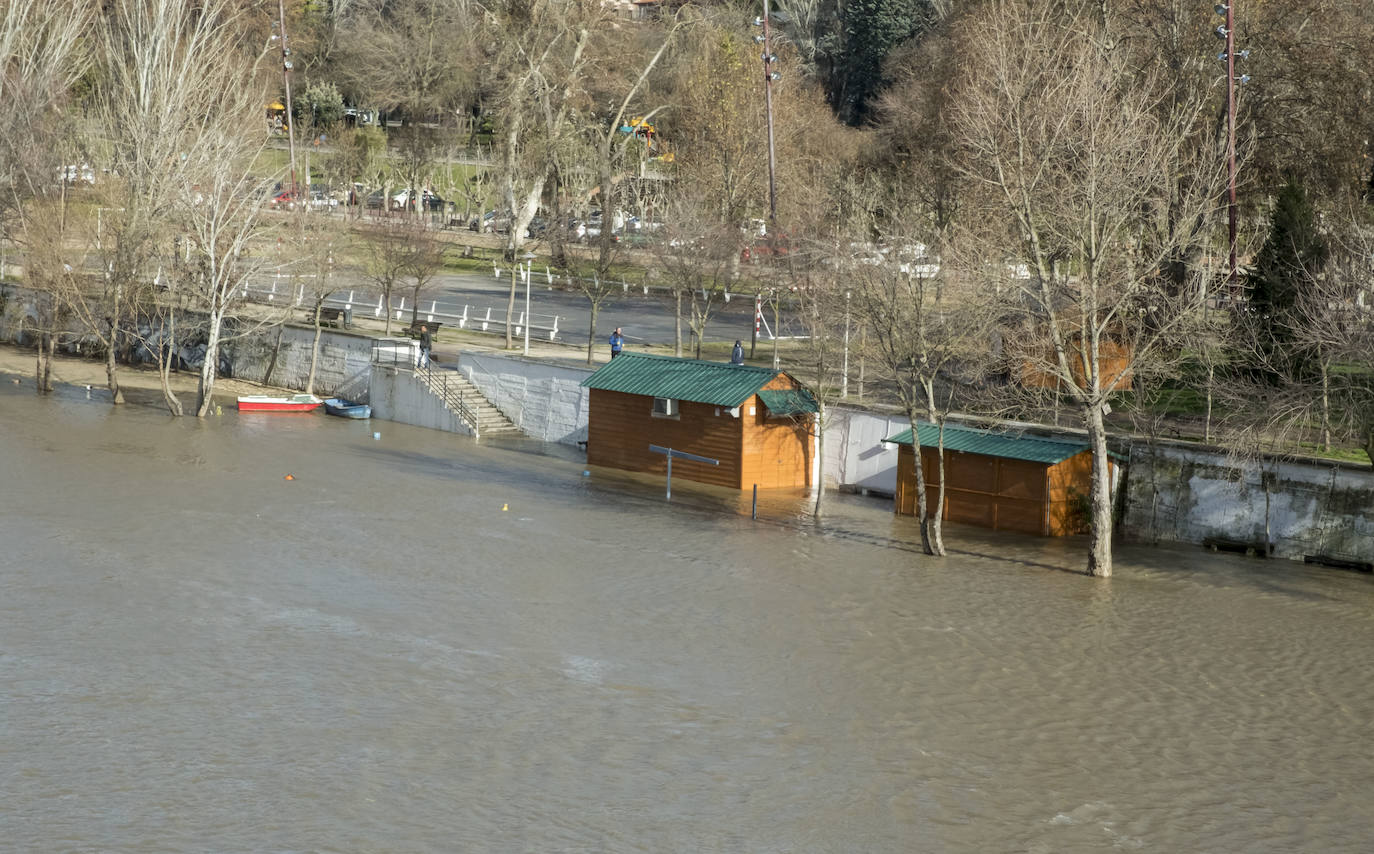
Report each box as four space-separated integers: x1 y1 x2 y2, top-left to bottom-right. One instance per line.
3 377 1373 852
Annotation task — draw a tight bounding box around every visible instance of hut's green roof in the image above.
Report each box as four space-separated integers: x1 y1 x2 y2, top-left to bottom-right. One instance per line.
884 423 1091 465
581 352 810 409
756 389 819 415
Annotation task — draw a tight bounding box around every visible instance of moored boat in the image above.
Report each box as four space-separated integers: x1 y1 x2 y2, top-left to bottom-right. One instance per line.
322 398 372 419
237 394 323 413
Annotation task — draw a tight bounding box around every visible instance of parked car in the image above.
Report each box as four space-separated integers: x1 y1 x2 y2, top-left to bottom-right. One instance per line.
470 209 512 233
741 232 792 263
391 188 445 211
365 191 387 210
267 190 299 210
308 184 339 209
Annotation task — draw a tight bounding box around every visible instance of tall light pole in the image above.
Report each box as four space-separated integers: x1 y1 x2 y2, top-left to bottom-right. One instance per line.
752 7 781 361
753 6 779 225
1215 3 1248 298
276 0 299 198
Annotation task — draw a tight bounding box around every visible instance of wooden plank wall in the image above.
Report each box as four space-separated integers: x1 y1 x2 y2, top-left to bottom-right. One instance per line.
586 388 744 489
1046 450 1103 536
741 383 813 489
894 445 1054 536
586 385 814 490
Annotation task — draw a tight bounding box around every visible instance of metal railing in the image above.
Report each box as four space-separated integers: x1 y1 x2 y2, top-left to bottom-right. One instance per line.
420 359 482 438
241 278 561 342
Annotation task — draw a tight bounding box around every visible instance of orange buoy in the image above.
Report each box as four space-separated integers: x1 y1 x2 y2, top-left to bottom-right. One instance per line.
284 474 295 481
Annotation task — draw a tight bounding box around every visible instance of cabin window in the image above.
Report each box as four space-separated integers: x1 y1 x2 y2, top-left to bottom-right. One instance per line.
652 397 679 418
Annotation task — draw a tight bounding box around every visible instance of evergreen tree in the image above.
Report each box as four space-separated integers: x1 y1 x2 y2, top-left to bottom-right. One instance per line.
1249 178 1328 371
831 0 932 125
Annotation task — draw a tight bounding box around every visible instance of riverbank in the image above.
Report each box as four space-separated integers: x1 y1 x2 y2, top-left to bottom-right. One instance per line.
0 343 294 411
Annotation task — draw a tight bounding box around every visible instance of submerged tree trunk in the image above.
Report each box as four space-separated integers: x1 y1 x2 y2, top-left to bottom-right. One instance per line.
36 331 53 393
158 308 183 416
813 400 825 520
931 423 947 556
907 406 934 556
1084 405 1114 577
196 305 226 418
105 309 124 405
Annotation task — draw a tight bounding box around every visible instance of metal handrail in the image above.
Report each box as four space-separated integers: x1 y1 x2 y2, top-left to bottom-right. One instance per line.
421 360 481 438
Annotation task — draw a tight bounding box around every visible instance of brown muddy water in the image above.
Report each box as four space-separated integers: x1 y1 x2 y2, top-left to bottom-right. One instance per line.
3 377 1373 852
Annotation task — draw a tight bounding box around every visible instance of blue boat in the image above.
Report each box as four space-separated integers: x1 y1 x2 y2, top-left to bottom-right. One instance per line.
322 398 372 419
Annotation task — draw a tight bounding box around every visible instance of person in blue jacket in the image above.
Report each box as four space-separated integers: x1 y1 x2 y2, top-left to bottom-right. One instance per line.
609 327 624 358
731 340 744 365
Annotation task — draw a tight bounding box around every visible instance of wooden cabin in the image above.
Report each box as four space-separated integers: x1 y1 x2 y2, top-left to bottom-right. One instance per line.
885 423 1114 537
1020 335 1135 392
581 352 818 489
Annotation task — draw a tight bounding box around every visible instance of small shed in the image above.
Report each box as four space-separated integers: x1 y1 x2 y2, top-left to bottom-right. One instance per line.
581 352 818 490
884 423 1114 537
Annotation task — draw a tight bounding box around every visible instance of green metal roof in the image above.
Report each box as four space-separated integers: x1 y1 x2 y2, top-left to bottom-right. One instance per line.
581 352 804 407
884 423 1091 465
757 388 819 415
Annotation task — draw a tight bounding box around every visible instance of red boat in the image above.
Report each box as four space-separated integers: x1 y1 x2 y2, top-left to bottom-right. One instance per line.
236 394 323 413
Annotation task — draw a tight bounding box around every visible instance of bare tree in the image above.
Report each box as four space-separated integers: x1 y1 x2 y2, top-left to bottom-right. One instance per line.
566 23 678 364
946 0 1220 576
0 0 91 391
486 0 595 346
402 221 446 329
360 218 413 336
284 213 346 396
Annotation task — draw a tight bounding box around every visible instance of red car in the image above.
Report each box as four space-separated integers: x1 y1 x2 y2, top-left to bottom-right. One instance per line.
267 190 298 210
741 234 791 263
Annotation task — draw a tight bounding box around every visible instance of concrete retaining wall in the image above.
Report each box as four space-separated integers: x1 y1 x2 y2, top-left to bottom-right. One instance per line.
368 365 474 436
1121 443 1374 564
232 325 374 401
824 408 908 495
457 351 592 446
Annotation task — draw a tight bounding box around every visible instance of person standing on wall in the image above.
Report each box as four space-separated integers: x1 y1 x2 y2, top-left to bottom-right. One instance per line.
418 324 432 368
609 327 624 359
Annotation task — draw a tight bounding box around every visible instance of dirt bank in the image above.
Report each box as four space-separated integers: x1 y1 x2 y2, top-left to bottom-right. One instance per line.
0 343 293 413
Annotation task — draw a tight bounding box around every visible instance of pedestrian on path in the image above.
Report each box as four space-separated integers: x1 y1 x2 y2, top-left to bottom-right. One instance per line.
418 324 432 368
609 327 624 359
731 340 744 365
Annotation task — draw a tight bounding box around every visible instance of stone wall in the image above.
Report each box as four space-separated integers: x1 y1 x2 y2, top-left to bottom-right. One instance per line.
0 282 371 400
1120 442 1374 565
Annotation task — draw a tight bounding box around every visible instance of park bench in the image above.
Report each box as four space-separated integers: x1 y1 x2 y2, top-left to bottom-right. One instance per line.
403 320 443 338
303 306 348 328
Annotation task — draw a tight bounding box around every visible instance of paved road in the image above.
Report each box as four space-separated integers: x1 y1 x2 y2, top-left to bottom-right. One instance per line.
412 270 789 350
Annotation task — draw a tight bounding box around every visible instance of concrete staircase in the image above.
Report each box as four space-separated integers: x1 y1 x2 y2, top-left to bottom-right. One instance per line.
417 366 520 438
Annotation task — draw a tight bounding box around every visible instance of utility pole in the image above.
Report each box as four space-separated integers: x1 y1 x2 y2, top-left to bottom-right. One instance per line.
752 4 781 360
1223 2 1237 295
753 4 779 225
277 0 299 198
1215 3 1248 299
